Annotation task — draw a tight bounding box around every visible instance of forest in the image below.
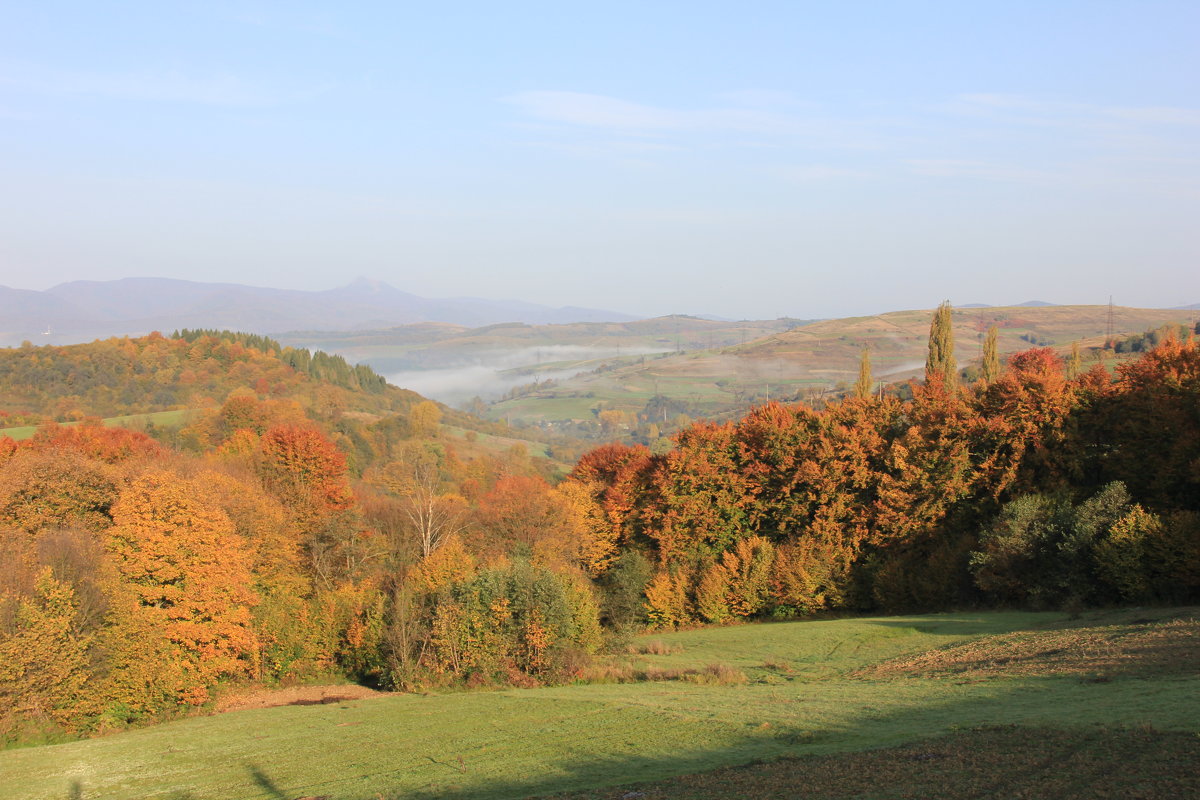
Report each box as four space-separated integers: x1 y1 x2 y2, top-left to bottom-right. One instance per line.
0 313 1197 747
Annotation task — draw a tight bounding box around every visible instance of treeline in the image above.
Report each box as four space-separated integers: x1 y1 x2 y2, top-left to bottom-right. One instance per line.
561 332 1200 625
174 328 387 394
1106 322 1200 355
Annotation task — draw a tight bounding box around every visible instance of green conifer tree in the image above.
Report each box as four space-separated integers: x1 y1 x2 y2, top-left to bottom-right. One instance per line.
926 301 957 388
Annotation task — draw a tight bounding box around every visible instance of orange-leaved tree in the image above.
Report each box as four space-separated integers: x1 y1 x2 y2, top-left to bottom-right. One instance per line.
105 471 259 703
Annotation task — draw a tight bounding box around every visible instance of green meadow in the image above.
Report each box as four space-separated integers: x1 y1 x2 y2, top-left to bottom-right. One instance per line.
2 607 1195 800
0 409 198 441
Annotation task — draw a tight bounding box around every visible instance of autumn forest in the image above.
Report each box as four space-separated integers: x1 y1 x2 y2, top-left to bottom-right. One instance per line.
1 308 1198 752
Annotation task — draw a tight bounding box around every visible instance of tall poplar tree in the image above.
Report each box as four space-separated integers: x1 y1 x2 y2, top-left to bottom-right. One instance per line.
981 325 1000 383
925 301 957 387
854 345 873 399
1067 341 1082 379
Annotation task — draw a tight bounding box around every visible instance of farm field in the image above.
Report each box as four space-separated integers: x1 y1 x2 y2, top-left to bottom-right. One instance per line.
2 606 1195 800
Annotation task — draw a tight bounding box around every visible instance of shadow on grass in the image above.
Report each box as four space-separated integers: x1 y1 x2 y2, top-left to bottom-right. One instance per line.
533 725 1200 800
247 765 289 799
46 609 1200 800
220 674 1198 800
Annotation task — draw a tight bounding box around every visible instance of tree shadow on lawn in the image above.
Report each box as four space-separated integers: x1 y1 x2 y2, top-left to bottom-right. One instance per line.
232 673 1197 800
534 724 1200 800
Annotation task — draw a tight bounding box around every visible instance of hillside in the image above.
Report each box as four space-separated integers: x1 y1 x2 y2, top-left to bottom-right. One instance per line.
2 608 1195 799
0 277 635 346
0 329 574 461
485 304 1196 437
0 330 602 754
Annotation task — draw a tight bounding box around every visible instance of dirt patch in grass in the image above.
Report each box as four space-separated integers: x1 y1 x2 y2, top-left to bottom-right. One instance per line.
215 684 389 713
852 617 1199 682
546 725 1200 800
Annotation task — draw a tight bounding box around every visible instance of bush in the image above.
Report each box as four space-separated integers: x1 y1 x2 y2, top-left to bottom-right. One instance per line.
694 564 733 623
723 536 775 617
1094 506 1161 603
970 483 1137 608
644 569 692 630
598 550 652 631
422 559 602 684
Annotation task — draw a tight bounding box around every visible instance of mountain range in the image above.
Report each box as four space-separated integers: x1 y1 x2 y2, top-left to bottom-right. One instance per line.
0 277 635 345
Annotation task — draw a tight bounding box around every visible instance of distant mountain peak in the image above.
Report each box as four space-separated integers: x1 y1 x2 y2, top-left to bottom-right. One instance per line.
345 276 393 292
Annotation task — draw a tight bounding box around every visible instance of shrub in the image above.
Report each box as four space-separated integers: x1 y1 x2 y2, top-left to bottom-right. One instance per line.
599 550 652 631
1094 506 1161 603
723 536 775 617
694 563 732 623
644 569 692 630
421 559 602 684
971 482 1135 607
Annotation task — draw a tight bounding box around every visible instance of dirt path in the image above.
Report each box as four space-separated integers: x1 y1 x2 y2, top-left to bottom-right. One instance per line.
216 684 390 713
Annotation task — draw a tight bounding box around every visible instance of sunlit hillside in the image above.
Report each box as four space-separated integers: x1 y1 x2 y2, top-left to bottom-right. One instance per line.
487 305 1195 437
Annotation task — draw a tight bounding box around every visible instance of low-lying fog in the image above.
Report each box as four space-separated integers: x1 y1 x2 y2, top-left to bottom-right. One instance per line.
385 345 665 406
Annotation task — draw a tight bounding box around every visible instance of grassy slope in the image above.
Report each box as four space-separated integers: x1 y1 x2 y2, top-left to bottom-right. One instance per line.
441 424 553 462
2 607 1196 800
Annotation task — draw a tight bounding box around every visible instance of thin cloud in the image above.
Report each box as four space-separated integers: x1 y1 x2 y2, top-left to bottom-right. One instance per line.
502 90 824 136
776 165 873 182
906 158 1055 184
0 61 319 107
953 93 1200 129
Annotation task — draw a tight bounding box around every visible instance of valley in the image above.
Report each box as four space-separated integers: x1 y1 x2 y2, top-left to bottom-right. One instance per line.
285 304 1197 441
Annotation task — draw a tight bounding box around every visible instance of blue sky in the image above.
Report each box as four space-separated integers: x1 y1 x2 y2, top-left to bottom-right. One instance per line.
1 1 1197 319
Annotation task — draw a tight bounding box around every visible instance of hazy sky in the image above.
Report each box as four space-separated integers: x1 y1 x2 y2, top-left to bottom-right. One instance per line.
1 1 1197 319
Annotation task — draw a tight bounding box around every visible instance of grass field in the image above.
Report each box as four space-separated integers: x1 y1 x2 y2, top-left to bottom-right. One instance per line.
441 425 552 461
1 607 1195 799
0 409 199 441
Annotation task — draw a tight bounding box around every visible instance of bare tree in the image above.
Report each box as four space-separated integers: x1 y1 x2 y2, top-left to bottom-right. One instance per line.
382 461 468 558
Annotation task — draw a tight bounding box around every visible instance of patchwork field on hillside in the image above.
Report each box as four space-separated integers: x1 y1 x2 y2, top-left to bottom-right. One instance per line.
496 305 1194 423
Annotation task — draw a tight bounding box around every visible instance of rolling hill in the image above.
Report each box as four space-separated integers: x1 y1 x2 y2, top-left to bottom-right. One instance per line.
279 316 815 407
481 304 1198 434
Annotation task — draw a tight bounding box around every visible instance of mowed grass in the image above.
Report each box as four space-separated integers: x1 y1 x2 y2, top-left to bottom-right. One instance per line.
0 409 198 441
2 608 1196 800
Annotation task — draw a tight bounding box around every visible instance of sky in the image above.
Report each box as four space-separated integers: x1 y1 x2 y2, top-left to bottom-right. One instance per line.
1 1 1197 320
